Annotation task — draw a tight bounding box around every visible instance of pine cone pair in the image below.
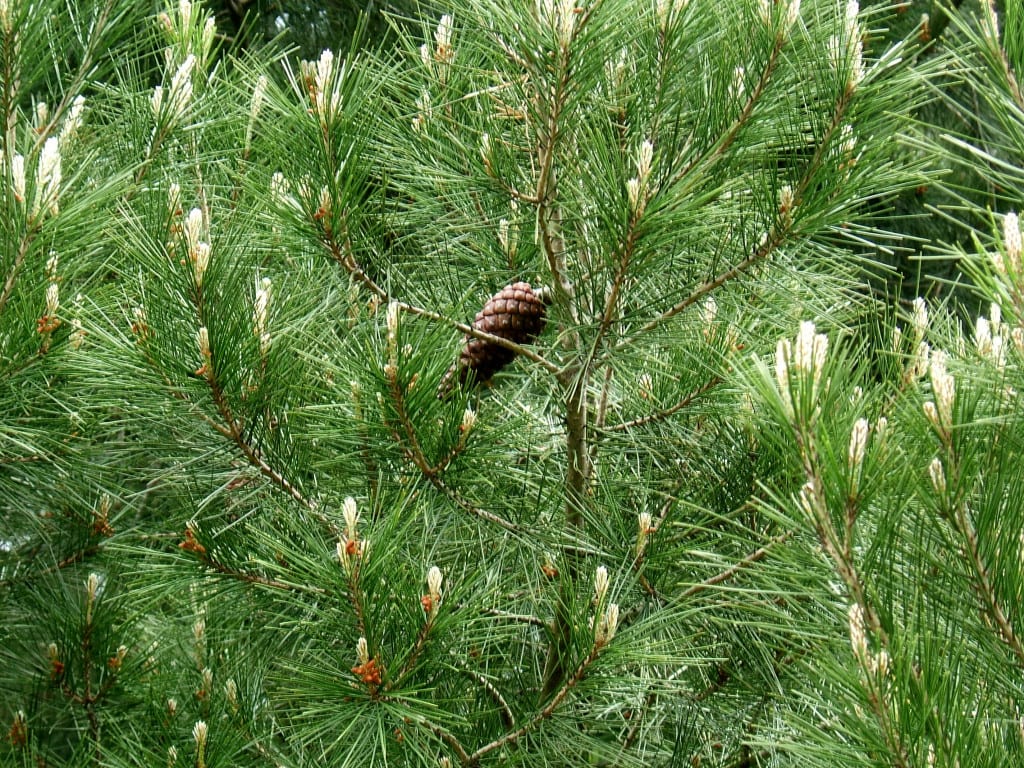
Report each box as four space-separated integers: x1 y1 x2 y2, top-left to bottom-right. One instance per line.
438 282 548 399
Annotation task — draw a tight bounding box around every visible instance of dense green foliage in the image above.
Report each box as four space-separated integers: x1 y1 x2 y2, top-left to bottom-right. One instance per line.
2 1 1024 766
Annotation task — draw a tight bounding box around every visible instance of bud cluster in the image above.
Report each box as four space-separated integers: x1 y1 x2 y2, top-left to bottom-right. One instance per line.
421 566 443 618
86 572 102 624
537 0 581 49
225 678 238 713
8 136 66 222
420 15 455 85
48 642 64 679
928 456 946 495
836 123 858 173
337 496 367 574
829 1 865 93
352 636 382 688
301 49 346 126
998 211 1022 275
253 277 272 356
974 303 1007 370
35 101 49 133
152 54 197 126
797 478 825 525
107 644 128 672
184 207 211 287
729 66 746 103
637 371 653 400
635 512 655 558
758 0 801 34
497 199 519 258
34 138 61 220
157 0 216 71
895 296 932 383
922 349 955 439
59 95 86 145
37 278 61 345
195 326 211 378
131 305 151 342
700 296 718 337
848 417 869 476
192 720 208 768
244 74 268 152
775 320 829 421
592 566 619 648
627 139 655 216
413 89 432 133
0 0 11 35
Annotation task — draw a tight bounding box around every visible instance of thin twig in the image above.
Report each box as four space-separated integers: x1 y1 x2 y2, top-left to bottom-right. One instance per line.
199 553 325 594
466 646 602 766
383 364 471 476
615 31 856 356
680 531 793 600
0 226 37 317
665 32 786 191
604 376 723 433
613 230 785 354
483 608 549 628
419 720 471 765
951 488 1024 666
586 202 645 371
454 661 516 729
204 370 339 538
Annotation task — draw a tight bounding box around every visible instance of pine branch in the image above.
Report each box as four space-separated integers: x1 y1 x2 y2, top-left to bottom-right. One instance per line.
483 608 548 628
454 662 515 729
679 530 794 600
467 644 604 767
618 64 859 356
667 29 787 189
0 225 37 317
203 369 338 537
195 551 324 594
31 0 120 154
603 375 723 433
943 451 1024 667
614 229 786 354
324 213 559 374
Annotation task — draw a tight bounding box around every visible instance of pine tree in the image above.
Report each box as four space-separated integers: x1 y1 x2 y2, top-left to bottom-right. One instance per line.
3 1 1023 767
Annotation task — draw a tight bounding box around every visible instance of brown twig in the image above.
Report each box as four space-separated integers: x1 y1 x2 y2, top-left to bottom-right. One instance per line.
203 369 339 538
665 31 786 191
483 607 548 628
379 364 527 534
613 230 785 355
419 720 472 765
390 613 438 689
466 645 603 766
680 531 793 600
198 552 325 594
0 225 37 317
943 454 1024 667
455 661 516 729
604 375 723 433
615 31 857 357
32 0 119 154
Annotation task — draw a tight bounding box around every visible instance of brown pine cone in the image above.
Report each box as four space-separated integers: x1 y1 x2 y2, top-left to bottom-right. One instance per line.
438 282 548 399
